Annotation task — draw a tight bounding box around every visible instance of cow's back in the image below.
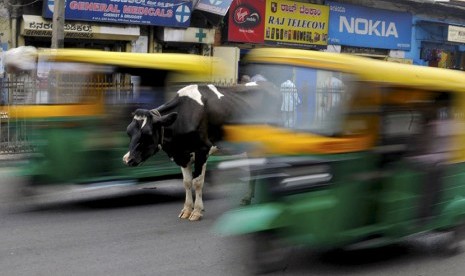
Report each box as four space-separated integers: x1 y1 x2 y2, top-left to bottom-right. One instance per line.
199 82 281 125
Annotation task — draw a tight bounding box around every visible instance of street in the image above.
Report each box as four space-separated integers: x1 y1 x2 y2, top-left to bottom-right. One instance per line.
1 166 465 276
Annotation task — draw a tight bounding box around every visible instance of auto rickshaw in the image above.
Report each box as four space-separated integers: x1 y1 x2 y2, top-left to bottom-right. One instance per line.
214 48 465 273
1 48 225 200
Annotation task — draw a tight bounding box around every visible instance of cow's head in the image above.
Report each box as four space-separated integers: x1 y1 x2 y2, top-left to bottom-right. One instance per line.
123 109 177 167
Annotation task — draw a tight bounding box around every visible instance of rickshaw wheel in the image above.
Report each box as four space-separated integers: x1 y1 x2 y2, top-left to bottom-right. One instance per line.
251 230 291 274
439 224 465 256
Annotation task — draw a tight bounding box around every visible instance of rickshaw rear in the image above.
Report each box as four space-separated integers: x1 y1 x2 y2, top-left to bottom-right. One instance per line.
1 48 223 200
214 48 465 272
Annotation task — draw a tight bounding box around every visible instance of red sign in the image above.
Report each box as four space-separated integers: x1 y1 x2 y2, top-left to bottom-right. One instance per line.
228 0 266 43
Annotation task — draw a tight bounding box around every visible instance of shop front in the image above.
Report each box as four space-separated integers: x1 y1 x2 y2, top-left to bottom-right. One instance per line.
226 0 329 49
326 1 413 62
415 20 465 69
30 0 194 52
21 15 140 51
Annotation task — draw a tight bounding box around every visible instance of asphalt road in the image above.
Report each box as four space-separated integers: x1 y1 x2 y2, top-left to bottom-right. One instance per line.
1 166 465 276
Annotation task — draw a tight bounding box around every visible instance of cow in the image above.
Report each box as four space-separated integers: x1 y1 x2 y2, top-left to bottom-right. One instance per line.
123 82 280 221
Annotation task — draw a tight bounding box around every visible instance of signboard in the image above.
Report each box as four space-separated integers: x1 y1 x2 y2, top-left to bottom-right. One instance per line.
227 0 329 47
161 27 215 44
21 15 140 40
264 0 329 47
42 0 192 28
448 25 465 44
195 0 233 16
327 1 412 50
227 0 266 43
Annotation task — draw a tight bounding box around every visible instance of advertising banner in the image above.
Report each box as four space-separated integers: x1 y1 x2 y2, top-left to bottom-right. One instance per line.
227 0 266 43
195 0 233 16
327 1 412 50
43 0 192 28
264 0 329 47
447 25 465 44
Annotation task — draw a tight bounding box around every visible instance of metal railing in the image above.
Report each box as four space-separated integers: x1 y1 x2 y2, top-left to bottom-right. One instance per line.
0 73 133 155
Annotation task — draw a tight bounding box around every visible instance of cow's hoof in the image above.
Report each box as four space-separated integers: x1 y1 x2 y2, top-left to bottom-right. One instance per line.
179 208 192 219
189 211 203 221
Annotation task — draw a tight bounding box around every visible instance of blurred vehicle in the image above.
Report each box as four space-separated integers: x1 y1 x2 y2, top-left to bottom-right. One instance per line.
215 48 465 273
0 48 226 201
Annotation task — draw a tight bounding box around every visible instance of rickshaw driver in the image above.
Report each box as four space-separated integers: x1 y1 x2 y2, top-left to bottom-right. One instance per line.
406 94 455 225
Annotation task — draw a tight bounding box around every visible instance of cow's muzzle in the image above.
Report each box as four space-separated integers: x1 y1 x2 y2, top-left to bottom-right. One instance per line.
123 152 139 167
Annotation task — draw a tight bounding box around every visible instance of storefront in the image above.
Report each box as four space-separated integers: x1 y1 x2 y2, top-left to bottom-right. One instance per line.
326 1 413 62
226 0 329 49
414 20 465 69
23 0 195 52
20 15 140 51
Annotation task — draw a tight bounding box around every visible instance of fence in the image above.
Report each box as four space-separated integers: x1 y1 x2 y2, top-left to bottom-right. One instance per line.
0 73 133 154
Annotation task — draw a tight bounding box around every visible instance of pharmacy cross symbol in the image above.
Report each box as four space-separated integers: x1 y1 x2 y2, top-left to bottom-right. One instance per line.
195 29 207 43
175 4 191 23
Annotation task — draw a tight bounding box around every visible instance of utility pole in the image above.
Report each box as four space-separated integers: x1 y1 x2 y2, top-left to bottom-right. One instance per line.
51 0 65 48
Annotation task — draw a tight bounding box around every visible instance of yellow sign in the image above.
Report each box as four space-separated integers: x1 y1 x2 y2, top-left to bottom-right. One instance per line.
264 0 329 47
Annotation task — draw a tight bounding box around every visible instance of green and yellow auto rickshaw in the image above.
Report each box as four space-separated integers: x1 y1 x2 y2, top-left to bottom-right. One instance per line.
1 48 224 200
214 48 465 273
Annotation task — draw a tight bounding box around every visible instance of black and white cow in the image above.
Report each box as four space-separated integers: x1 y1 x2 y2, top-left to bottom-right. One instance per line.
123 82 280 221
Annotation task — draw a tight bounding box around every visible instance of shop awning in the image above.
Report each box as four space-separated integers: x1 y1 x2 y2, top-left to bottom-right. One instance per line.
194 0 233 16
21 15 140 41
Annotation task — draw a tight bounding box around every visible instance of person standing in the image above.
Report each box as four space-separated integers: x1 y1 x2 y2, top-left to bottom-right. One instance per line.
280 77 300 127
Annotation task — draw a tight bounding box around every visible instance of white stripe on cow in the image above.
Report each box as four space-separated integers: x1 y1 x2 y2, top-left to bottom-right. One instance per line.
177 84 203 106
207 84 224 99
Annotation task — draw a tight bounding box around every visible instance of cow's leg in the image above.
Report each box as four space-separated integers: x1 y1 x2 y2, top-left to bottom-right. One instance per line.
189 149 210 221
179 161 194 219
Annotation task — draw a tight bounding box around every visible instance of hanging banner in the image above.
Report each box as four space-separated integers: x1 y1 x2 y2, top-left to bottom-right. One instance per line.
327 1 412 50
227 0 266 43
195 0 234 16
42 0 192 28
264 0 329 48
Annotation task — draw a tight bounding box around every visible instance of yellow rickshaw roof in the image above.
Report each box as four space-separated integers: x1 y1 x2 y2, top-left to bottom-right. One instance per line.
37 48 216 75
245 48 465 93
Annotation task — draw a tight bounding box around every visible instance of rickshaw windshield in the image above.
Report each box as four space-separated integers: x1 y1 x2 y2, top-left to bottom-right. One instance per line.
34 60 117 105
245 63 358 136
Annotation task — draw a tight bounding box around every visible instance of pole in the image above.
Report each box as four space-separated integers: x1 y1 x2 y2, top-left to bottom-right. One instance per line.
51 0 65 48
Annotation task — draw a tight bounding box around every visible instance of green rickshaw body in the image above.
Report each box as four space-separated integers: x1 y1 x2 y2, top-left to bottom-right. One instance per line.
214 48 465 257
2 49 225 197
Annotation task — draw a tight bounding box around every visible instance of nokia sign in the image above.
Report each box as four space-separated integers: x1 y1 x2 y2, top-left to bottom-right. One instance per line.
327 1 412 50
340 17 398 38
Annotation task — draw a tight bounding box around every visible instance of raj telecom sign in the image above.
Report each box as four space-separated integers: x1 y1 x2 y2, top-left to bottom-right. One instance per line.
327 1 412 50
43 0 192 27
265 0 329 47
195 0 233 16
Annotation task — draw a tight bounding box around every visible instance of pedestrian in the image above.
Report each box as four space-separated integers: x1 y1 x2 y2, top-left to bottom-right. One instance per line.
280 76 300 127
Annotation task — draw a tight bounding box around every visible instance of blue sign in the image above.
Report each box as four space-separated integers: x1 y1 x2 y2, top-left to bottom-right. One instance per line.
195 0 233 16
327 1 412 50
43 0 192 28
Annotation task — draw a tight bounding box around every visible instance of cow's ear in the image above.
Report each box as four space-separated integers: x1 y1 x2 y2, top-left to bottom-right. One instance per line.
155 112 178 126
